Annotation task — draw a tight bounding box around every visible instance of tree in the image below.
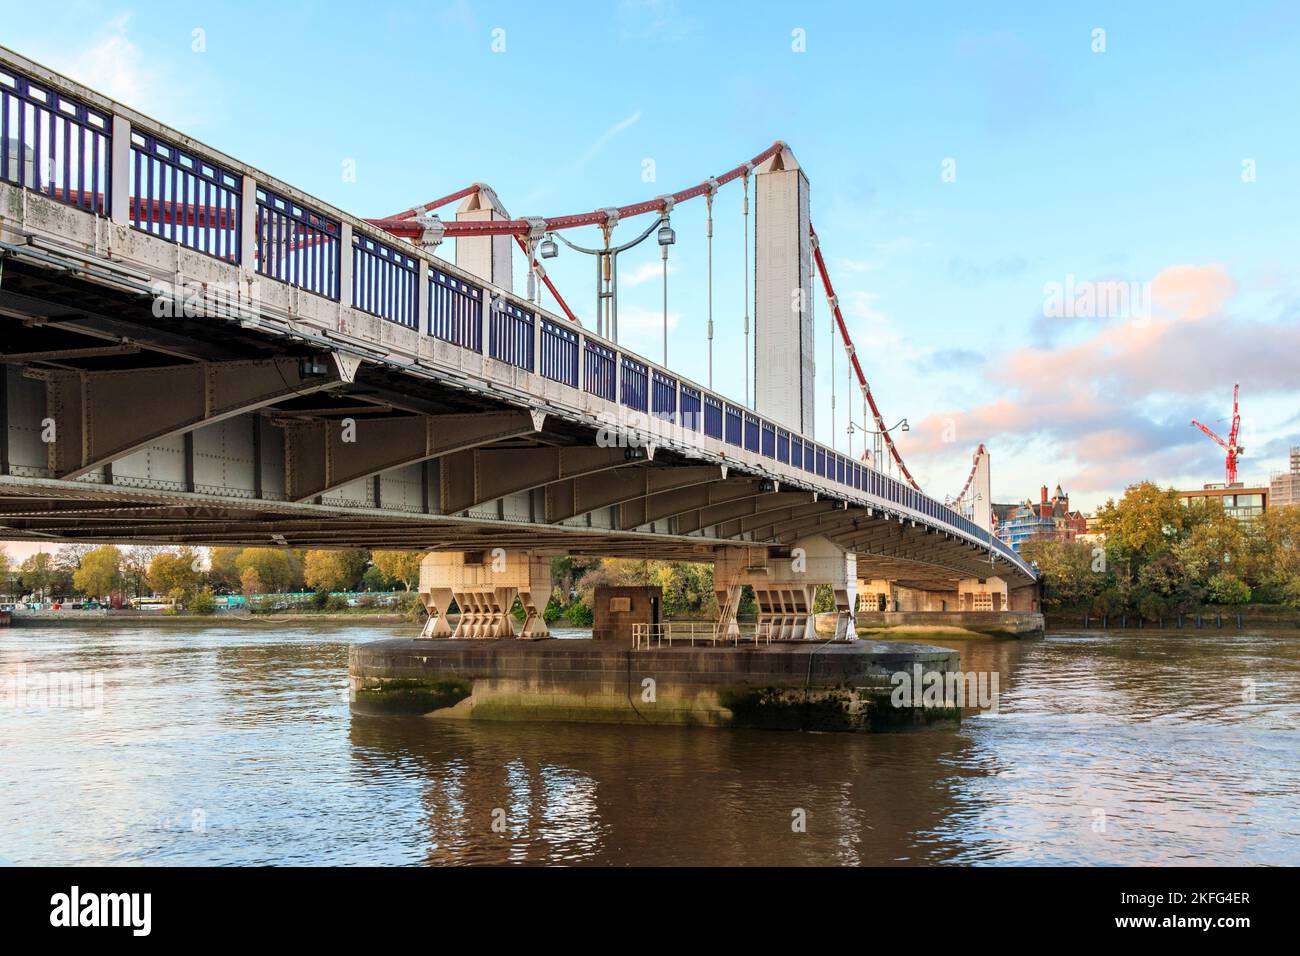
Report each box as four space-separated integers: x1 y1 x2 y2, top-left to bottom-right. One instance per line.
73 545 123 599
1206 572 1251 606
19 552 57 599
1096 482 1187 563
147 549 204 598
1021 539 1106 610
189 588 218 614
0 545 10 593
370 551 425 591
122 545 171 597
234 548 303 593
240 566 265 597
303 549 369 593
208 547 243 592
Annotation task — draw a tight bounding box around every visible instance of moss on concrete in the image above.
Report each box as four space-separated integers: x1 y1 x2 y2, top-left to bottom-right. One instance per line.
353 677 472 715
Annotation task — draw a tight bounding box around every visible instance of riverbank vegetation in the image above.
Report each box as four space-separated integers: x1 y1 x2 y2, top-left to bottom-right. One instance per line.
6 543 847 625
1024 482 1300 618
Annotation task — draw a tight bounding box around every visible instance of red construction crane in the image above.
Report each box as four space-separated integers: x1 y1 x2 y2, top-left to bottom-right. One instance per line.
1191 384 1244 484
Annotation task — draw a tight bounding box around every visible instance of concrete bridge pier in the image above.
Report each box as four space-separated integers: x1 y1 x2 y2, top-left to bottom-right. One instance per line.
418 551 552 640
715 534 857 641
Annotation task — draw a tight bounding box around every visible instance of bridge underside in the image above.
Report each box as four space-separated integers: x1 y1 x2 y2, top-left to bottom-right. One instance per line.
0 248 1026 594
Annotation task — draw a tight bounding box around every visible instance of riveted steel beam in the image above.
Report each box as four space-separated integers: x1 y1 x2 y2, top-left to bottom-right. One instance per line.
37 353 353 479
283 409 543 502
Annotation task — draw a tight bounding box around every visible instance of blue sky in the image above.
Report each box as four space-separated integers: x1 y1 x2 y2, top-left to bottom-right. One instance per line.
4 0 1299 510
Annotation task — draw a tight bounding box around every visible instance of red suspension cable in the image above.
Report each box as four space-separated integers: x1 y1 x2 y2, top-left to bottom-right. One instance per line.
366 142 785 239
953 443 987 503
809 223 921 491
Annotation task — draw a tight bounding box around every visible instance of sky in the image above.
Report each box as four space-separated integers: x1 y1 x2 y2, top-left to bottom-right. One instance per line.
2 0 1299 532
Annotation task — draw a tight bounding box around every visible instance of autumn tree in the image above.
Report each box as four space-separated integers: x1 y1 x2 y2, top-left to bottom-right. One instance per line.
234 548 303 593
240 566 265 597
19 552 58 599
370 551 424 591
73 545 124 599
208 547 244 592
147 548 204 598
303 549 369 593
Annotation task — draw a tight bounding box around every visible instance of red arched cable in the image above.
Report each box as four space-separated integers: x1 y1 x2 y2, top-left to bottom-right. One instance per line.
953 443 987 503
365 142 786 239
809 223 922 492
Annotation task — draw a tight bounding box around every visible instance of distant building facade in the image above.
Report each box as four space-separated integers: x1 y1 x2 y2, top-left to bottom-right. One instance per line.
996 484 1088 553
1269 446 1300 508
1177 484 1268 522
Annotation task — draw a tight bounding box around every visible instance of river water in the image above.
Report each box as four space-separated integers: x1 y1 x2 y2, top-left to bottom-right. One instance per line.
1 622 1297 866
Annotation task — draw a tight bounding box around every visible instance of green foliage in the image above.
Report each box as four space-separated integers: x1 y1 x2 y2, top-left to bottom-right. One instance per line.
738 584 756 618
1029 482 1300 616
563 602 594 627
812 584 835 614
543 595 565 625
189 588 218 615
148 549 204 600
1206 573 1251 606
234 547 303 592
19 552 58 597
370 551 424 591
303 549 369 593
72 545 123 599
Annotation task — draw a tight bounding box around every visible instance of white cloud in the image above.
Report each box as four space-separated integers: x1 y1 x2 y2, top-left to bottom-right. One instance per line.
617 306 681 334
47 14 147 107
620 261 676 287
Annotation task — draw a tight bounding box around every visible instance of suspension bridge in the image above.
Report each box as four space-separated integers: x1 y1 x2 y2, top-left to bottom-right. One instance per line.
0 45 1036 647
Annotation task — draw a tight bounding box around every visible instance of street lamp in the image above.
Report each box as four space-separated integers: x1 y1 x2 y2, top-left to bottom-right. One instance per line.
658 217 675 364
552 213 670 343
851 417 909 477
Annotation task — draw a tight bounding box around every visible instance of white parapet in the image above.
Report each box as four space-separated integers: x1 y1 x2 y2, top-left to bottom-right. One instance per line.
418 550 551 639
753 146 815 435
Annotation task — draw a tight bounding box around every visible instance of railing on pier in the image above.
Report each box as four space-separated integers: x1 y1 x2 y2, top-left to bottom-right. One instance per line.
631 621 775 650
0 49 1035 581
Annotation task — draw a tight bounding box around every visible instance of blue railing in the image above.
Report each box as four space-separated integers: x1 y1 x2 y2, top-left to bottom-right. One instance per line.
744 413 760 453
256 187 341 300
651 370 677 422
428 266 482 350
0 57 1032 578
0 65 110 214
621 356 648 412
129 131 240 262
584 340 616 400
724 404 743 446
539 317 579 386
704 395 723 439
489 300 534 370
352 233 417 326
680 384 702 431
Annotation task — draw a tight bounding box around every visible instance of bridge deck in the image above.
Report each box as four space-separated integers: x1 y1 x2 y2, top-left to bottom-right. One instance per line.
0 45 1034 590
